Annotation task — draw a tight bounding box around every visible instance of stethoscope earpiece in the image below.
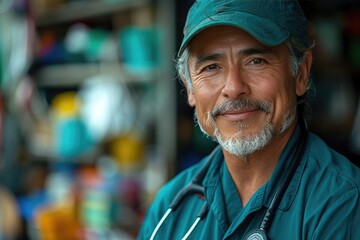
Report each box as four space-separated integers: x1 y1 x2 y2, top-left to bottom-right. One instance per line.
243 229 268 240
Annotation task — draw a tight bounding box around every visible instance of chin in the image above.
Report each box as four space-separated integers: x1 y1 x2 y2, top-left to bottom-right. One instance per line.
214 120 275 157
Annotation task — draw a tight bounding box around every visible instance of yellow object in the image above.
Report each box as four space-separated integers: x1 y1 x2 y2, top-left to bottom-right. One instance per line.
109 133 145 169
51 92 80 118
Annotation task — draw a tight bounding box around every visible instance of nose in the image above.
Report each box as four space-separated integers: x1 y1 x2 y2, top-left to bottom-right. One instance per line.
221 67 250 99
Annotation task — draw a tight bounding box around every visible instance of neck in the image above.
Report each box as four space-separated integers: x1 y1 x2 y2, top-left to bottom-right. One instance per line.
223 122 296 207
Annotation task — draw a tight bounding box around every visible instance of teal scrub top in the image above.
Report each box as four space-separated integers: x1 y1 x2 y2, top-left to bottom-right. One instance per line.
138 124 360 239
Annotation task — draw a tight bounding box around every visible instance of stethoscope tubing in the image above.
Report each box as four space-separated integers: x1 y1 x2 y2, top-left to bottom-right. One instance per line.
149 208 172 240
149 146 220 240
182 217 201 240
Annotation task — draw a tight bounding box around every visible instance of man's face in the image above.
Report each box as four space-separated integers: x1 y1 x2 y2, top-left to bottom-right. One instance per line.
185 26 308 157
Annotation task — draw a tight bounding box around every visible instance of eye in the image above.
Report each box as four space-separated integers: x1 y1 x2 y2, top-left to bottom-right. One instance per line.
249 58 265 65
203 64 220 71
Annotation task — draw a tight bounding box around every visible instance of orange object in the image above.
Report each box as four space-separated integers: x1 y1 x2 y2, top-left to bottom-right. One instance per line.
35 205 81 240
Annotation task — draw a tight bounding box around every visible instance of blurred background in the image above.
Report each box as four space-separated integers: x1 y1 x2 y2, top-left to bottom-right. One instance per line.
0 0 359 239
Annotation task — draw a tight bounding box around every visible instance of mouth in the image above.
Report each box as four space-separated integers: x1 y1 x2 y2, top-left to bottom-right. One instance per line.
210 99 271 121
220 108 261 121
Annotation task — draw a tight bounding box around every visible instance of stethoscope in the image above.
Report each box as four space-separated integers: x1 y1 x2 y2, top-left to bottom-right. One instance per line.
150 119 308 240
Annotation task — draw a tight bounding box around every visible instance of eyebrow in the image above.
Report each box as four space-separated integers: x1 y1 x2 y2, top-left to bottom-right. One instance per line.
192 47 274 71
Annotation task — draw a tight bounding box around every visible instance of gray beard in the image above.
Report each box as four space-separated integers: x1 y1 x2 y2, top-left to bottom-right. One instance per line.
195 99 296 158
214 121 274 157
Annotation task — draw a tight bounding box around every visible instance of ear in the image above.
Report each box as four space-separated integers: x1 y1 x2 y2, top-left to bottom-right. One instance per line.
295 51 313 96
181 76 196 107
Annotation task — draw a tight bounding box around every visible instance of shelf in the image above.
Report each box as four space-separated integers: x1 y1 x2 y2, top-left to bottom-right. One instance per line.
35 0 151 27
34 63 157 87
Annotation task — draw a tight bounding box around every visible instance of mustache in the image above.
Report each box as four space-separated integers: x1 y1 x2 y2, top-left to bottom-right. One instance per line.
209 99 271 119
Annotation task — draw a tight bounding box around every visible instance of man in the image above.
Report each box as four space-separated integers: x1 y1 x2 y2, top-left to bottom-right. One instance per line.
138 0 360 239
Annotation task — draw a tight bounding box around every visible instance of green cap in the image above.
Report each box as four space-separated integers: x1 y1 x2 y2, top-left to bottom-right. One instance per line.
178 0 310 57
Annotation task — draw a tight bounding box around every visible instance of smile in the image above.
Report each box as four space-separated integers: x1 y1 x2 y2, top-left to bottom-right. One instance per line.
210 99 271 121
220 108 260 121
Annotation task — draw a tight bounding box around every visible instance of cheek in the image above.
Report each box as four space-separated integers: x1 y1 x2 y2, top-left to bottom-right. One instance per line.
257 73 297 116
191 89 220 133
193 91 214 121
191 72 225 94
191 76 223 109
270 81 298 123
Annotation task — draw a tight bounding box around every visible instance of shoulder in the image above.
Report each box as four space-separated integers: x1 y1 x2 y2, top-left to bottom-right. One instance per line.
302 132 360 207
289 133 360 238
303 134 360 238
152 156 210 209
306 132 360 187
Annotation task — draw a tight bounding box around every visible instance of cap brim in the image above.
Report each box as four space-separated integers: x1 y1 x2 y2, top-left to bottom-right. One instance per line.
178 11 289 57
